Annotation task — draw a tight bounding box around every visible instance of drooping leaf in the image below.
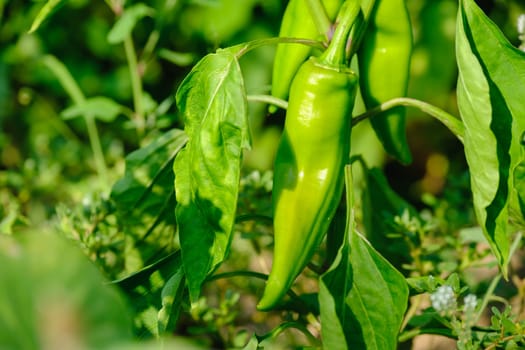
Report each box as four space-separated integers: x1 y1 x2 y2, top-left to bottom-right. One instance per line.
61 96 127 122
107 3 155 44
29 0 68 33
320 165 408 350
0 233 132 348
456 0 525 275
111 129 187 274
173 49 249 303
112 251 184 337
361 167 417 269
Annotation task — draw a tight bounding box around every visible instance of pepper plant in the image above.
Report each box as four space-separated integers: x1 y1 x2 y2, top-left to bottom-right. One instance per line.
2 0 525 349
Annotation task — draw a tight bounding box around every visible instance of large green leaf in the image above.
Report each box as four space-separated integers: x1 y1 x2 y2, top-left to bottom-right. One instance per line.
174 49 249 303
456 0 525 275
320 230 408 350
0 233 132 349
319 166 408 350
111 129 188 274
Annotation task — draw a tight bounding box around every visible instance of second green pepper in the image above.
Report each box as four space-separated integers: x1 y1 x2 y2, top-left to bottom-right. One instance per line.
270 0 344 109
357 0 413 164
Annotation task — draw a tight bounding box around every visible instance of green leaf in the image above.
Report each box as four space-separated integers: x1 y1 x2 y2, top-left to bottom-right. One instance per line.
61 96 127 122
0 233 132 348
111 129 188 274
320 166 408 350
320 229 409 350
107 3 155 44
112 251 184 337
361 167 417 268
157 268 185 336
456 0 525 275
29 0 68 33
173 49 249 303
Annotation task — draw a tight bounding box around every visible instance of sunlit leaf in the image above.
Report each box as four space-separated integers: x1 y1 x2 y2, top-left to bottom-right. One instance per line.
173 48 250 303
456 0 525 275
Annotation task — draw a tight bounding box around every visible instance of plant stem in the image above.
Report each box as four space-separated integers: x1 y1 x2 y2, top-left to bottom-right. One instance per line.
124 35 145 138
401 294 423 331
320 0 361 66
233 37 324 59
206 270 269 282
41 55 109 189
247 94 288 110
306 0 332 40
347 0 376 57
258 321 321 346
352 97 465 142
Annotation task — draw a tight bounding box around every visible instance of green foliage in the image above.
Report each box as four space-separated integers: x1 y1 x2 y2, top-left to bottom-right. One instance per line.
456 0 525 277
173 48 250 303
2 0 525 349
0 233 132 349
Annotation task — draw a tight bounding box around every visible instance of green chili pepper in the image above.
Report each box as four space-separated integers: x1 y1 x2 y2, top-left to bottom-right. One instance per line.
258 1 360 311
270 0 344 111
357 0 413 164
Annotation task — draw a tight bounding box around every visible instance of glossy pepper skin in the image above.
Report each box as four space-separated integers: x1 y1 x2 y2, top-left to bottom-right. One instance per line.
271 0 343 108
357 0 413 164
257 57 358 311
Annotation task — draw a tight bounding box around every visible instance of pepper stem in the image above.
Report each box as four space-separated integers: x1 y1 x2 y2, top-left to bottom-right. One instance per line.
320 0 361 66
305 0 332 41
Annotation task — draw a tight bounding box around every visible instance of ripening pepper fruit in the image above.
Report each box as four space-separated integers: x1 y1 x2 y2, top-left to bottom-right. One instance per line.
258 58 358 310
357 0 413 164
257 1 360 310
270 0 344 110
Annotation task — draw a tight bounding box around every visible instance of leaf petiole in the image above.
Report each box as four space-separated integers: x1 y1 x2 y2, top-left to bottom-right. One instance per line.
352 97 465 142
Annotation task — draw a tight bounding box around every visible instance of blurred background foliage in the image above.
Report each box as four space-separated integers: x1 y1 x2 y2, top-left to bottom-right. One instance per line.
0 0 525 346
1 0 524 233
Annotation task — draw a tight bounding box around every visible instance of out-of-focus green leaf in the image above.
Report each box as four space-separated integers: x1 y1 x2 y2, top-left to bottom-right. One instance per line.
158 49 198 67
61 96 127 122
173 48 249 303
107 3 155 44
456 0 525 275
111 129 187 274
0 233 132 349
29 0 69 33
41 55 85 104
179 0 257 44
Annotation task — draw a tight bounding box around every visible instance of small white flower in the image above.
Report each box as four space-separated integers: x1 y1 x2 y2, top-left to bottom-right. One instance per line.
430 285 457 313
518 14 525 35
463 294 477 313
